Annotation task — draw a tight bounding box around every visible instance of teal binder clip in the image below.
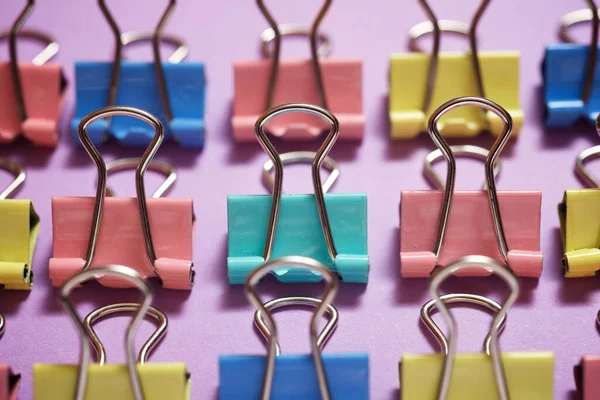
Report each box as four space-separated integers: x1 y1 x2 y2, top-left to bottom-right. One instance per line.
219 256 370 400
227 104 369 284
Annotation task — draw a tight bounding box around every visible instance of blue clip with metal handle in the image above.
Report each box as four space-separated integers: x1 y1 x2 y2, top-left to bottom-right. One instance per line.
227 103 369 284
72 1 205 148
219 256 370 400
543 5 600 127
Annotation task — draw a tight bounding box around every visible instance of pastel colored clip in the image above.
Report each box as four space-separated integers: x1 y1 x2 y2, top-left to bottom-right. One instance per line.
34 265 191 400
558 121 600 277
51 106 194 290
0 157 39 290
0 315 21 400
219 256 369 400
574 311 600 399
400 97 542 278
389 0 522 139
543 3 600 127
232 0 364 142
72 1 205 147
400 256 554 400
227 103 369 284
0 1 67 147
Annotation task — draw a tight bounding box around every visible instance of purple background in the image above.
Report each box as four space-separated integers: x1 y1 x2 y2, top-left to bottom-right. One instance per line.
1 0 599 398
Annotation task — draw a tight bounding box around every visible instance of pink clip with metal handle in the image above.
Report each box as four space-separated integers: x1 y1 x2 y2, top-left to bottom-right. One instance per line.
50 106 194 290
0 1 66 147
400 96 542 278
232 0 363 142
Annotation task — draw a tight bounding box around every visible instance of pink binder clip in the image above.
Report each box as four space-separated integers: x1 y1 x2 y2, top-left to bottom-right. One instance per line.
400 96 542 278
50 106 194 290
575 311 600 400
0 315 20 400
232 0 363 142
0 1 66 147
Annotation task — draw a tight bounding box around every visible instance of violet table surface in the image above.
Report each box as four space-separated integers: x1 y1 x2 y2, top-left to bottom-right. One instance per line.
1 0 598 399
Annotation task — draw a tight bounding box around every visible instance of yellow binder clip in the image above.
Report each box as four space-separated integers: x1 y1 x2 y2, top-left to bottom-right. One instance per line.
559 118 600 277
400 255 554 399
389 0 523 139
0 157 39 290
33 265 191 400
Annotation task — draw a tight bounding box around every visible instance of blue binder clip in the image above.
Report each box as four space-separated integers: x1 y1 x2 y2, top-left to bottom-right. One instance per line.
72 1 205 147
219 256 370 400
227 103 369 284
543 5 600 127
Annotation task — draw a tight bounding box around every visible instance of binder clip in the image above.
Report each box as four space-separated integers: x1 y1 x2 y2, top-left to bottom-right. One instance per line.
400 255 554 399
574 310 600 399
227 103 369 284
400 97 542 278
543 1 600 127
0 315 22 400
0 0 67 147
389 0 522 139
219 256 369 400
51 106 194 289
72 0 206 148
0 157 39 290
34 265 191 399
558 119 600 277
232 0 364 142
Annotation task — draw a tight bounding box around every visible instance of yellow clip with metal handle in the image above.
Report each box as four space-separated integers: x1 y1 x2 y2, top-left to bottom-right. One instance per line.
389 0 523 139
33 266 190 400
559 140 600 278
400 256 554 400
0 157 39 290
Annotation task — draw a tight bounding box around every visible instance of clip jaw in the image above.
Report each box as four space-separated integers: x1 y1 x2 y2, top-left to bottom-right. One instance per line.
72 1 205 148
574 311 600 399
0 365 20 400
227 103 369 284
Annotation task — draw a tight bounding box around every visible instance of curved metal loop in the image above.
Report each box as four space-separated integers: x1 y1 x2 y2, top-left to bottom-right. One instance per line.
0 157 26 200
408 20 470 53
575 145 600 188
256 103 340 264
421 293 507 356
77 106 164 278
256 0 332 110
597 309 600 326
558 1 599 106
429 255 519 400
261 24 331 58
9 0 35 123
0 313 5 336
60 265 153 400
84 303 168 366
121 30 188 64
424 145 501 190
262 151 339 194
245 256 338 400
254 296 339 356
0 29 58 65
98 0 176 122
427 96 513 266
105 158 176 198
417 0 490 113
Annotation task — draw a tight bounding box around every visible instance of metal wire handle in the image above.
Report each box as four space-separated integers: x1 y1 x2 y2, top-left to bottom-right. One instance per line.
245 256 338 400
408 20 470 53
254 296 339 356
421 293 507 356
60 265 153 400
423 145 501 190
0 313 5 336
255 103 340 264
558 0 598 106
0 157 26 200
575 145 600 188
0 29 58 65
84 303 167 365
429 255 519 400
427 96 513 266
262 151 339 194
121 30 188 64
105 158 176 198
257 0 332 110
416 0 490 113
9 0 35 123
77 106 164 277
261 24 331 58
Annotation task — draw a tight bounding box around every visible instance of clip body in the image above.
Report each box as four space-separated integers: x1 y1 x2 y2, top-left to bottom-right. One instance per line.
400 190 542 277
576 355 600 399
220 354 368 400
0 365 20 400
233 59 363 141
